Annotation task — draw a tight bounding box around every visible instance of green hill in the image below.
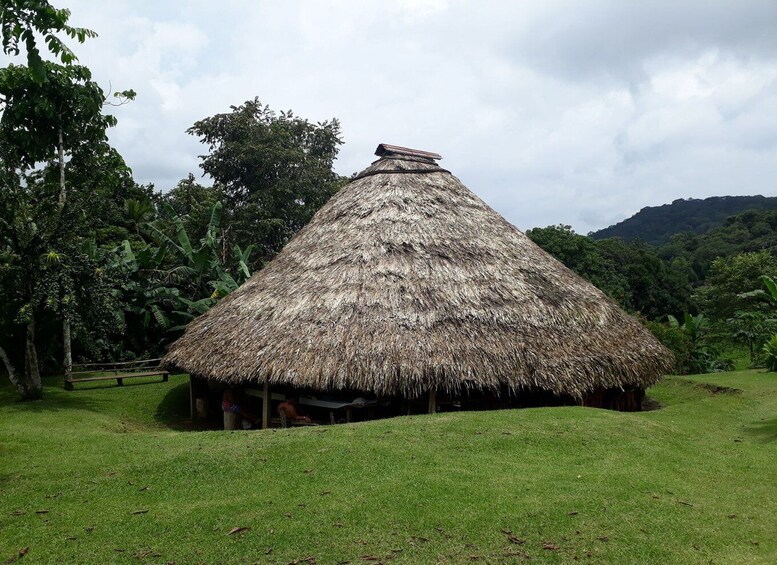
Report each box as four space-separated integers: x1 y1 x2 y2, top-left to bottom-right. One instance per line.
590 195 777 245
2 373 776 564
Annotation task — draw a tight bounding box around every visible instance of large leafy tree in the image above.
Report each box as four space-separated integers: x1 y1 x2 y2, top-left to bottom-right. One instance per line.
188 98 346 263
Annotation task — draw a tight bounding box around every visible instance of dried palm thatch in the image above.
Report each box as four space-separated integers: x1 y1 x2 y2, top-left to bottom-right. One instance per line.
164 145 672 399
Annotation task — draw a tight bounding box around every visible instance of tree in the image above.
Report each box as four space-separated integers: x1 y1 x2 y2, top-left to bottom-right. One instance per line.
695 251 777 322
188 98 346 262
161 174 223 245
526 225 692 318
526 225 632 307
0 61 132 397
114 202 253 355
0 0 96 82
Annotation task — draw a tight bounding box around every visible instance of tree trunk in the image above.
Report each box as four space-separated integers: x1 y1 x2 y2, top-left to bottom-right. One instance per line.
23 317 43 400
58 124 71 377
63 318 72 375
58 126 66 208
0 344 21 391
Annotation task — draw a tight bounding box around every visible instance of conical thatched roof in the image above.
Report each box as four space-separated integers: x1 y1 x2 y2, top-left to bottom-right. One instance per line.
164 144 672 399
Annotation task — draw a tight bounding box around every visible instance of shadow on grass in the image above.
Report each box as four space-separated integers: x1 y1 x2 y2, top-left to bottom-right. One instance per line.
154 380 194 431
743 416 777 443
0 380 109 415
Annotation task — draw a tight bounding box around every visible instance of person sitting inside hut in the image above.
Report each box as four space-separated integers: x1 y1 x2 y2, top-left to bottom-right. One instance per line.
222 387 259 429
277 397 312 425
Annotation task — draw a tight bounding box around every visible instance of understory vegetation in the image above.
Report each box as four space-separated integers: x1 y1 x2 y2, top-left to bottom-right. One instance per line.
1 372 775 564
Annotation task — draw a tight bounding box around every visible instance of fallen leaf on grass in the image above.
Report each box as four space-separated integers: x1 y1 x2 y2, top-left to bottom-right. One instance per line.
597 536 609 542
130 509 148 515
10 510 24 517
543 544 560 550
728 514 738 519
284 513 292 518
113 549 125 552
19 547 29 557
500 530 525 545
676 500 693 507
139 486 150 492
320 490 331 496
227 527 249 536
567 511 578 516
34 510 49 514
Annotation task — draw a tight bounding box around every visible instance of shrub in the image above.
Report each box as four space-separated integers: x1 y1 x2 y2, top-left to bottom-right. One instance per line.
645 318 734 375
762 335 777 372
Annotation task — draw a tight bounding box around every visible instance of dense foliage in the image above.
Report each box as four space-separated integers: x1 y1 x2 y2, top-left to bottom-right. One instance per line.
526 225 692 319
590 195 777 245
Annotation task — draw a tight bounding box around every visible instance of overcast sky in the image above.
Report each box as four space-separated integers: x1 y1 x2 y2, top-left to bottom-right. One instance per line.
12 1 777 233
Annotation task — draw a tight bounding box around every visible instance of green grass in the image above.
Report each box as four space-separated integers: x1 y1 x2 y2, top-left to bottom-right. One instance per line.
1 372 776 564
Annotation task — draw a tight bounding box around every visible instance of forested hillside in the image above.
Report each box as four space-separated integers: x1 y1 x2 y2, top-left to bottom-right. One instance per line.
590 195 777 244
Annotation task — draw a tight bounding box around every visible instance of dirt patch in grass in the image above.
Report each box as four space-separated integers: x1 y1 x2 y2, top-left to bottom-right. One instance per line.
674 379 743 396
695 382 743 395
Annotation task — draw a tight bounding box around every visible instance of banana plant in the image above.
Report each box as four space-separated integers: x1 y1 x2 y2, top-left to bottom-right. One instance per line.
121 201 254 333
667 312 706 343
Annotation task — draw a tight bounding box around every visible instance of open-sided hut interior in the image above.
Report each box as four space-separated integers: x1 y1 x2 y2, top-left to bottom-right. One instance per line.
163 143 673 429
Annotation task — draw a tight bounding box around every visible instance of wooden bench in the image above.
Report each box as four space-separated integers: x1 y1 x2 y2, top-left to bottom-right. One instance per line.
64 358 169 390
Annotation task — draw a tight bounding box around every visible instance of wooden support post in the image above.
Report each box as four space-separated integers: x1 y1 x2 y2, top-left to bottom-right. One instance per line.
261 377 270 430
224 411 236 430
428 388 437 414
189 375 196 424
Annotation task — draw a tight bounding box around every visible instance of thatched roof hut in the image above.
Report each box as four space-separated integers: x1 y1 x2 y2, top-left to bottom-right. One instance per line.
164 144 671 403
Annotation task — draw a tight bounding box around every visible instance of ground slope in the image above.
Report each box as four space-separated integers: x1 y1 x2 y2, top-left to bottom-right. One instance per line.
0 372 775 564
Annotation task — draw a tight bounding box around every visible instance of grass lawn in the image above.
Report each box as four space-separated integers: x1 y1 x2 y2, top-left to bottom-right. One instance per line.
1 371 775 564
